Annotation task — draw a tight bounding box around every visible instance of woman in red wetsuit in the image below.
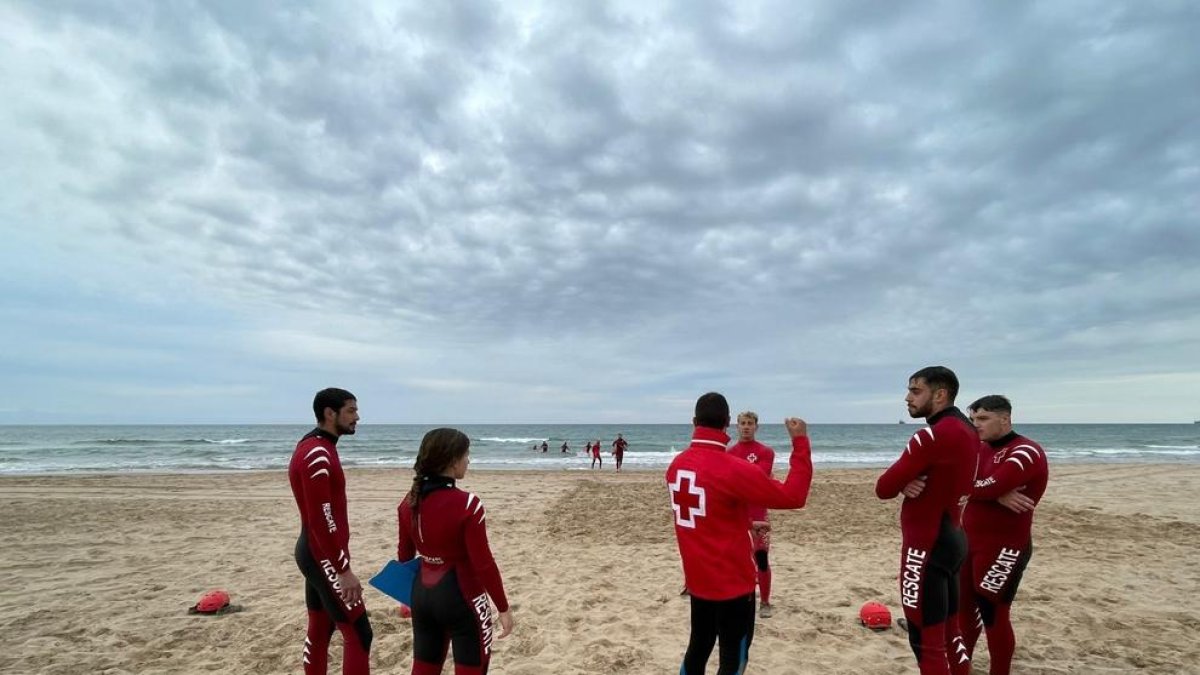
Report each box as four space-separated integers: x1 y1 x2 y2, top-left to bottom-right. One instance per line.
398 428 515 674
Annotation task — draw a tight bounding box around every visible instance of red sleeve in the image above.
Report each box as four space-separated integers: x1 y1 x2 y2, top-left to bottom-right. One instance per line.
463 493 509 613
876 427 934 499
397 500 417 561
300 445 351 570
973 444 1043 500
733 436 813 509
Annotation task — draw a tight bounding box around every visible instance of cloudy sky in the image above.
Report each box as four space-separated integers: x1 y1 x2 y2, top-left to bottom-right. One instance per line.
2 1 1197 425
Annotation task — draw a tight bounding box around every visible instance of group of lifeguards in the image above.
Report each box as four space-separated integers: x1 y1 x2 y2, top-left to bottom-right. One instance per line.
667 367 1047 675
289 365 1048 675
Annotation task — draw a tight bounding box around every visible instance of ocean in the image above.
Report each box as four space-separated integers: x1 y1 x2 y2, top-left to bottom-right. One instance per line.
1 423 1197 475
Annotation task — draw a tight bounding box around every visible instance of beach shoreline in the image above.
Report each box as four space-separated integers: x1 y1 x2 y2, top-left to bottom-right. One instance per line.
3 464 1198 673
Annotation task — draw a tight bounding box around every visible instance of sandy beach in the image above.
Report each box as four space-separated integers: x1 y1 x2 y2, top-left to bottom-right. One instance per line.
2 464 1198 674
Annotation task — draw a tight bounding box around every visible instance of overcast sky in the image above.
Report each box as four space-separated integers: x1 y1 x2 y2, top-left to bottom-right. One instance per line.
1 1 1197 425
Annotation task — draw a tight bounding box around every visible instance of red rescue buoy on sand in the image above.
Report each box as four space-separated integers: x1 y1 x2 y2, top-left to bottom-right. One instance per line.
397 603 412 619
859 601 892 630
188 589 241 615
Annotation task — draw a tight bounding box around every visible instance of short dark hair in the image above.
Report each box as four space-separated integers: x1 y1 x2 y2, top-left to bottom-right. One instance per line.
694 392 730 429
313 387 356 423
968 394 1012 415
909 366 959 402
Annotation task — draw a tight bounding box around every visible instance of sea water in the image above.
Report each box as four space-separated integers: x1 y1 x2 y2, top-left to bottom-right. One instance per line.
0 423 1197 475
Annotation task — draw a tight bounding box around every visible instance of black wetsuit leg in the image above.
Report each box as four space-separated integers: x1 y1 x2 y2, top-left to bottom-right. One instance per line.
295 531 373 648
682 592 755 675
411 569 491 673
904 516 968 674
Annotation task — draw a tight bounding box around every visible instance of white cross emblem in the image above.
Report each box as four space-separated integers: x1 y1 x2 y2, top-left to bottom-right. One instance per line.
670 469 707 528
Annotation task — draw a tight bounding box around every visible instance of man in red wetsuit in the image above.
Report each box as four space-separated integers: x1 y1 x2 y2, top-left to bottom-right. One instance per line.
876 366 976 675
288 388 372 674
961 395 1049 675
591 440 602 469
667 392 814 675
726 410 777 618
611 433 628 471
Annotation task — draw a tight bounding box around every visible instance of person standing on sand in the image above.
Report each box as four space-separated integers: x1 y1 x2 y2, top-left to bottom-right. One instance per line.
959 395 1048 675
666 392 814 675
875 366 976 675
288 388 372 675
398 428 514 675
726 410 777 618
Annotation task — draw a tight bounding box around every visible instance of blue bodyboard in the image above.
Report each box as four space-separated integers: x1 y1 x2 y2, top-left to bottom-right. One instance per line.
369 558 421 606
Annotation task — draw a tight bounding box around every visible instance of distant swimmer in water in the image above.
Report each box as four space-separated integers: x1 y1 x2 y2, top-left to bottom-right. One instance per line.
561 440 570 453
541 440 548 453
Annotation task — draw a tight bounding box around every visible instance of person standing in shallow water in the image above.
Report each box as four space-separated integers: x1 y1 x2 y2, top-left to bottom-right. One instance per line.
611 433 628 472
398 428 514 674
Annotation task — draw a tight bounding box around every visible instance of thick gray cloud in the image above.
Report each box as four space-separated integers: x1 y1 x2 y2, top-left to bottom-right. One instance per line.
1 0 1197 423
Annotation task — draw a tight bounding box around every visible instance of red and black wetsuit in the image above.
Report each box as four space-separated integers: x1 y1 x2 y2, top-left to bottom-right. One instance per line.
612 437 628 469
961 432 1048 675
288 428 372 674
726 439 776 604
876 408 977 675
398 475 509 675
667 427 813 675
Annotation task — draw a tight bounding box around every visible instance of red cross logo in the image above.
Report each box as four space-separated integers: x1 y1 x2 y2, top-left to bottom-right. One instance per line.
669 469 706 528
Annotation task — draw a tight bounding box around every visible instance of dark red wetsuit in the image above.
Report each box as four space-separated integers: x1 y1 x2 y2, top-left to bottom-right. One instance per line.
876 408 977 675
667 427 812 674
289 428 371 674
727 440 776 604
398 476 509 675
612 437 627 469
960 432 1048 675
